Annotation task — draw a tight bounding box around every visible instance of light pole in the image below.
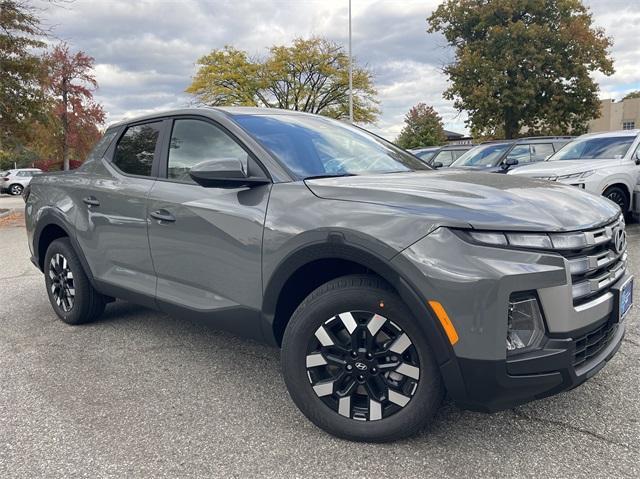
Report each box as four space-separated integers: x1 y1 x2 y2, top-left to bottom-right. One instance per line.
348 0 353 123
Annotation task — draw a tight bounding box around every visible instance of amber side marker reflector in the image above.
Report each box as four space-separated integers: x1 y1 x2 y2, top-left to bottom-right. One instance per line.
428 300 459 345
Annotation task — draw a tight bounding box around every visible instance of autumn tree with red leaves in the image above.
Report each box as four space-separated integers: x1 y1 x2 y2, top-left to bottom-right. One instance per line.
43 43 105 170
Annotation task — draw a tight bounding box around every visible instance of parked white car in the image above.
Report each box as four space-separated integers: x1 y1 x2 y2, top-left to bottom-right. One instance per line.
1 168 42 196
509 130 640 214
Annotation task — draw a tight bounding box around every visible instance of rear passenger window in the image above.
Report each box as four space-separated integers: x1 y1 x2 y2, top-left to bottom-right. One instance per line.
167 119 249 183
506 145 531 164
433 151 454 167
113 122 162 177
530 143 554 161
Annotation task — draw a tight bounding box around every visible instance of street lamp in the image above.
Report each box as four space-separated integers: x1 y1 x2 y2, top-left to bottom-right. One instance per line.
348 0 353 123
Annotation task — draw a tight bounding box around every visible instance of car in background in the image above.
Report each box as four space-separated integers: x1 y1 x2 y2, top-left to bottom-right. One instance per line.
509 130 640 214
1 168 42 196
449 137 573 173
410 144 474 168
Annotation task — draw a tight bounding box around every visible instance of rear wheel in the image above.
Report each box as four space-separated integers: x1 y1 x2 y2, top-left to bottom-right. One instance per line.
603 186 629 213
281 274 443 442
9 184 23 196
44 238 105 325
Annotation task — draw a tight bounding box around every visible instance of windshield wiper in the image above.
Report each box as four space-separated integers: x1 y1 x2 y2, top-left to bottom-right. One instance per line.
304 173 358 180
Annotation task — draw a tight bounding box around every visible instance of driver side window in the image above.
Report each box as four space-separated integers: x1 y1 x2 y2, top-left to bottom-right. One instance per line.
167 119 249 183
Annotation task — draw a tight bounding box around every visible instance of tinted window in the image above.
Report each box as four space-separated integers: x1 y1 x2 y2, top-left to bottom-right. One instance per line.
433 150 454 167
415 150 436 162
451 143 511 167
235 114 427 178
506 145 531 164
551 136 635 160
530 143 554 161
167 119 249 182
113 123 162 176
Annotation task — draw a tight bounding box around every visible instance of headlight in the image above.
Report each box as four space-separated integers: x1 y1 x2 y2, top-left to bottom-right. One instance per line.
507 293 545 353
556 170 595 181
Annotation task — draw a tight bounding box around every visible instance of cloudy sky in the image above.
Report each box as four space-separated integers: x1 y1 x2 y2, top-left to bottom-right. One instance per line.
38 0 640 139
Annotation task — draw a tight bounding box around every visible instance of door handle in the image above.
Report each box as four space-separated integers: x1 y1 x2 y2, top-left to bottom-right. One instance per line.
83 196 100 207
150 209 176 222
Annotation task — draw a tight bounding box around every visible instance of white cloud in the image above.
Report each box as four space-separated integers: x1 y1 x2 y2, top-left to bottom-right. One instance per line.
36 0 640 139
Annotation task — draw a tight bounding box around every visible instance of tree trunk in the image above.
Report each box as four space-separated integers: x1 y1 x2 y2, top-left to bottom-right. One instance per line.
504 108 518 139
62 78 69 171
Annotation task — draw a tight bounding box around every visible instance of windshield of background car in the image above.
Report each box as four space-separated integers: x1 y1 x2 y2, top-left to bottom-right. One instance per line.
450 143 511 167
234 113 428 178
549 136 635 160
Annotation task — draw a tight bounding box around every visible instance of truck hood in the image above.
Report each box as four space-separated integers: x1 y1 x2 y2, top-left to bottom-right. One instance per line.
305 170 619 232
508 159 621 177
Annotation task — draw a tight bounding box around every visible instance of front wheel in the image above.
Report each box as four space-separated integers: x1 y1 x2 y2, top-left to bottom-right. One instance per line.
9 184 23 196
281 274 444 442
603 186 629 213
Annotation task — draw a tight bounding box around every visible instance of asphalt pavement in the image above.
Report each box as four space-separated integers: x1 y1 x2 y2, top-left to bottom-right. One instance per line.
0 202 638 478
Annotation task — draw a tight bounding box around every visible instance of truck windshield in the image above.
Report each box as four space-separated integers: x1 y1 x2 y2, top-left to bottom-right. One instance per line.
550 136 635 160
234 113 428 178
450 143 511 167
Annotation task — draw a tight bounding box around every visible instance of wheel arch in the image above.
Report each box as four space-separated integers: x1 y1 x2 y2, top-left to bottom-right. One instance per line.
262 242 456 365
33 210 96 286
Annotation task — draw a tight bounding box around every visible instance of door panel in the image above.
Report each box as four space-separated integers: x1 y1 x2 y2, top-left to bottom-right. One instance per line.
74 121 164 302
147 181 270 313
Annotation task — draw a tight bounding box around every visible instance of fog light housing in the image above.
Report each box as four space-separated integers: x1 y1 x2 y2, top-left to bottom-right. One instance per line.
507 293 545 353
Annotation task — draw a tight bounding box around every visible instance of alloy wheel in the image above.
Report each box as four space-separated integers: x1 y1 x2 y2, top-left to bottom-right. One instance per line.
306 311 420 421
606 191 626 211
49 253 75 312
10 184 22 195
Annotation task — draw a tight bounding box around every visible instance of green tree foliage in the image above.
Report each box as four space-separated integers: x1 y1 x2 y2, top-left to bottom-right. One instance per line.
395 103 447 149
186 37 379 123
0 0 46 163
428 0 614 138
622 91 640 101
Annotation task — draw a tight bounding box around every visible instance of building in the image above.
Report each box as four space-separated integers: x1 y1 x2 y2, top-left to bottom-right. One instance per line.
444 129 473 145
588 97 640 133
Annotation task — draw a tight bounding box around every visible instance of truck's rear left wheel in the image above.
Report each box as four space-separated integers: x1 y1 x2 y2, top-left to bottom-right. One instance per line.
44 238 105 325
281 274 444 442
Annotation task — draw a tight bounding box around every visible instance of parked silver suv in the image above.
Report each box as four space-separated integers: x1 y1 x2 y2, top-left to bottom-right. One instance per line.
24 108 631 442
1 168 42 195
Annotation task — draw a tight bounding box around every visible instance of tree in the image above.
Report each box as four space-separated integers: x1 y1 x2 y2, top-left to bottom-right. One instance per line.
0 1 47 160
186 37 379 123
622 91 640 101
428 0 614 139
43 43 105 170
395 103 447 149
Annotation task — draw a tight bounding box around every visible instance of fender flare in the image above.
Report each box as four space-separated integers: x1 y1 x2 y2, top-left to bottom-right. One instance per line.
261 240 456 364
33 208 96 287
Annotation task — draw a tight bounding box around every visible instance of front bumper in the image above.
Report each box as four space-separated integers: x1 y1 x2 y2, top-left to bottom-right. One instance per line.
392 227 628 412
456 313 625 412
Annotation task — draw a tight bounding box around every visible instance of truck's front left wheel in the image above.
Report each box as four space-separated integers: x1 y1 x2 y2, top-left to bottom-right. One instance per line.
44 238 105 325
281 274 444 442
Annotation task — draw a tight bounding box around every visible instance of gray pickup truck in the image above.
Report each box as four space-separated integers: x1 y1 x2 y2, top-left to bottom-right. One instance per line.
24 107 632 442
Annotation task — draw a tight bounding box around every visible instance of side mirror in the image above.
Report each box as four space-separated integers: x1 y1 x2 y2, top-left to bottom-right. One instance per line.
502 158 519 170
189 158 270 188
432 161 443 169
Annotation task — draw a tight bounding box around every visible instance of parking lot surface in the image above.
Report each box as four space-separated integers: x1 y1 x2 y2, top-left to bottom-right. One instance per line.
0 209 638 478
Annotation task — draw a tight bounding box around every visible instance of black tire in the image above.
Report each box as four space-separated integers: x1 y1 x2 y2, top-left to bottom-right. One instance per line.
9 184 23 196
603 186 629 214
44 238 105 325
281 274 444 442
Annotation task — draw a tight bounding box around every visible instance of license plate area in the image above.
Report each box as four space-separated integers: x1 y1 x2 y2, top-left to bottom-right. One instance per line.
614 276 633 321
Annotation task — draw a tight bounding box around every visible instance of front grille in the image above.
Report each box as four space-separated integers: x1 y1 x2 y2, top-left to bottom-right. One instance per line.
572 321 617 369
552 216 628 306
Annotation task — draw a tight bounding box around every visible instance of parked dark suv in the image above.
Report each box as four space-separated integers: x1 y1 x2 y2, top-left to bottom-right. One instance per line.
25 108 630 442
450 137 573 173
